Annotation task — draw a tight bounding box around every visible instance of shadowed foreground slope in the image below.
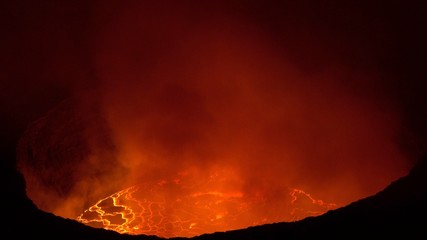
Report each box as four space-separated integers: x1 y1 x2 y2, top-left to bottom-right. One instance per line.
186 152 427 240
4 148 426 239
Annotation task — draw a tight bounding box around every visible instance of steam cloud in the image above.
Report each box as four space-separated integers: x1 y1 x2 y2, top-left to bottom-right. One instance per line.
93 1 408 211
13 1 425 221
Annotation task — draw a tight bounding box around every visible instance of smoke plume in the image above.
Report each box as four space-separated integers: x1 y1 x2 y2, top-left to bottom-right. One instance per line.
13 1 426 224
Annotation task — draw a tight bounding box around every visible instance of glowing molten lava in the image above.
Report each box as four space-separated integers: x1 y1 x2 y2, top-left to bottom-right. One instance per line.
76 171 336 238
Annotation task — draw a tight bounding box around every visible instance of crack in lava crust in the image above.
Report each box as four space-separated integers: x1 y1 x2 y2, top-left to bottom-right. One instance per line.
76 172 337 238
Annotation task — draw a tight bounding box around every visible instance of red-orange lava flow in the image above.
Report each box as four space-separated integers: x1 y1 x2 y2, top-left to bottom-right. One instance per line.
76 171 337 238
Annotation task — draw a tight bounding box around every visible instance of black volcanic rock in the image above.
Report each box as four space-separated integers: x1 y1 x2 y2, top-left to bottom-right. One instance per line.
184 153 427 240
3 167 159 240
5 99 427 240
15 98 127 218
3 151 426 240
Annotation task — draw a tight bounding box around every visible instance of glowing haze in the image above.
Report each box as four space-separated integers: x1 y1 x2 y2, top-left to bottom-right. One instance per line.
96 0 409 206
15 1 414 238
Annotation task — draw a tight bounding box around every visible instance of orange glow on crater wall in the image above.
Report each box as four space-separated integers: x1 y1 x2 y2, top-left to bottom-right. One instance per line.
16 1 412 239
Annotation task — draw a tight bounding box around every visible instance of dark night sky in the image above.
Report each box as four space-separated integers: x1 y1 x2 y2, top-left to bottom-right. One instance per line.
1 0 427 191
2 1 426 149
